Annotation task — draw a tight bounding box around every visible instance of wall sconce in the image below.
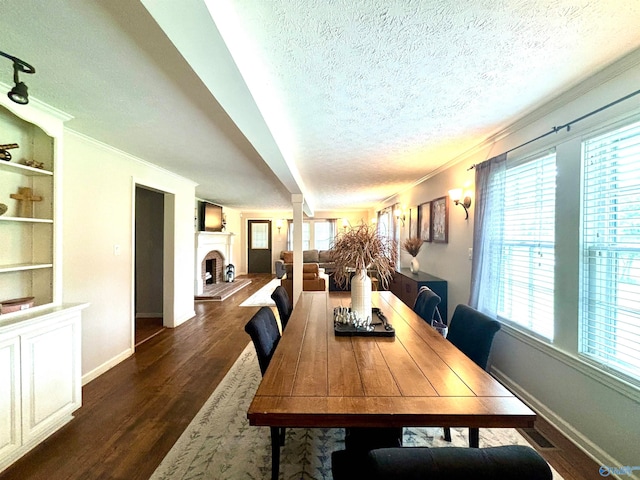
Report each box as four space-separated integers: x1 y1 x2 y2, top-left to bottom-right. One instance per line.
394 207 406 226
449 188 472 219
0 50 36 105
276 218 283 234
341 218 349 231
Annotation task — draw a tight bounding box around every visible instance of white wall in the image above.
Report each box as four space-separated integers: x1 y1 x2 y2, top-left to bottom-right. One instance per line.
383 51 640 473
62 131 197 384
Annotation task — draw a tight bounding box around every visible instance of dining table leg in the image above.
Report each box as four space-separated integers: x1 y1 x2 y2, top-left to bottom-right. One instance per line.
469 428 480 448
270 427 281 480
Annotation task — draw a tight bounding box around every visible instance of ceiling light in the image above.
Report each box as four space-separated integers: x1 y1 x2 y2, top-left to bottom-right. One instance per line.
0 50 36 105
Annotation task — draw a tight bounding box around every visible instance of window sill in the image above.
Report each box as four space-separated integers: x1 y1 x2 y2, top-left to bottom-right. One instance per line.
498 322 640 403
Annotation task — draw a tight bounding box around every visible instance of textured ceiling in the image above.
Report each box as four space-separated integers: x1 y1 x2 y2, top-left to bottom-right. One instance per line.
208 0 640 210
1 1 640 213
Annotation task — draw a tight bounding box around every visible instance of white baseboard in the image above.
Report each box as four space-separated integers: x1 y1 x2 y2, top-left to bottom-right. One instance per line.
491 366 638 480
82 347 133 386
169 309 196 328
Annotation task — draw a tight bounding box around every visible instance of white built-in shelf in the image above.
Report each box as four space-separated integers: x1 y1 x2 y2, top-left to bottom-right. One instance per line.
0 263 54 273
0 161 52 176
0 216 53 223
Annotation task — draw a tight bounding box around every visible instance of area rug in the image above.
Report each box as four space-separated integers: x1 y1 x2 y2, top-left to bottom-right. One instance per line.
195 278 251 301
150 344 562 480
239 278 281 307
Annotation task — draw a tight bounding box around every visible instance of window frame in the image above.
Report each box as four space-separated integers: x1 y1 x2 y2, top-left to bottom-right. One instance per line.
287 219 336 251
579 119 640 385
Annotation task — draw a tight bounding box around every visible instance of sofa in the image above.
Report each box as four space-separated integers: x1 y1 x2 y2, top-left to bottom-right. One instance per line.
275 249 335 278
280 263 326 300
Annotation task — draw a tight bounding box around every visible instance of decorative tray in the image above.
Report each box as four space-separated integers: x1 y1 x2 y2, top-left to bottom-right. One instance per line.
334 307 395 337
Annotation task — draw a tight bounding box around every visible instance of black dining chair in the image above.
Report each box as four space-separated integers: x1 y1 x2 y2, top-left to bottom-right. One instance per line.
271 285 293 331
412 286 443 325
244 306 285 480
332 445 552 480
443 304 501 446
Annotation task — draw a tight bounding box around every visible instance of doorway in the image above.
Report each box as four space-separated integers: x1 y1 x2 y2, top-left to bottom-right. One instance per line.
247 219 272 273
134 186 165 346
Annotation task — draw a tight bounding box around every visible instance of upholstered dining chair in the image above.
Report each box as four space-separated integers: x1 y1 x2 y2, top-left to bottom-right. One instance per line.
270 285 293 331
444 304 501 445
332 445 552 480
412 286 443 325
244 306 285 479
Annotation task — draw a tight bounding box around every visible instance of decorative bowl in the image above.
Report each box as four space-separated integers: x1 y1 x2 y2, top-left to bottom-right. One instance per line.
1 296 35 314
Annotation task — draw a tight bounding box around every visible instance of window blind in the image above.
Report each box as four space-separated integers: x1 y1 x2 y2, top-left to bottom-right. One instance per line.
494 152 556 339
287 220 335 251
581 120 640 383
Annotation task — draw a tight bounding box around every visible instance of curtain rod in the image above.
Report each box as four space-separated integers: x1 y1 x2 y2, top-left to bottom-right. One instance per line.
467 88 640 171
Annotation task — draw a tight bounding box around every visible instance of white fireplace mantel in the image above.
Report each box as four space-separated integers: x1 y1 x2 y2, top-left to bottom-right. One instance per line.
195 232 235 295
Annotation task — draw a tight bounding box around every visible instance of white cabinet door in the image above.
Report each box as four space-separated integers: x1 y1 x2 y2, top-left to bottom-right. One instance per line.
0 335 21 461
20 316 81 444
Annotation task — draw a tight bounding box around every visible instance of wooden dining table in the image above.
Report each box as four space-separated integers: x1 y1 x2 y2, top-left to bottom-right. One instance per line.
247 290 536 478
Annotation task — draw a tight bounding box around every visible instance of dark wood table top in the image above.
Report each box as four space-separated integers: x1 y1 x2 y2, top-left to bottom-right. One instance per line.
247 291 535 429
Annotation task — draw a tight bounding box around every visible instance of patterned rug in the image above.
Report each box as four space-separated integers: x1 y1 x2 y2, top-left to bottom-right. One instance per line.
150 344 561 480
239 278 280 307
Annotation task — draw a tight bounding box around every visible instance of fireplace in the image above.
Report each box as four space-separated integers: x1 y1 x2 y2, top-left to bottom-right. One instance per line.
195 232 235 295
202 250 224 286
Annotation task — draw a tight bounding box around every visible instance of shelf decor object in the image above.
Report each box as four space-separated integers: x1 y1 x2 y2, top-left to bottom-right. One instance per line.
0 296 34 314
10 186 42 217
402 237 423 274
0 142 19 161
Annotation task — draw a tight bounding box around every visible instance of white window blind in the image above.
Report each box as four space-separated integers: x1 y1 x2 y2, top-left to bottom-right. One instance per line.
287 220 335 250
314 221 336 250
580 120 640 383
496 152 557 339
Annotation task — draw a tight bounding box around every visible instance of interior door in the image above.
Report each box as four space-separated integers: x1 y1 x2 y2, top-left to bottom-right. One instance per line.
248 220 272 273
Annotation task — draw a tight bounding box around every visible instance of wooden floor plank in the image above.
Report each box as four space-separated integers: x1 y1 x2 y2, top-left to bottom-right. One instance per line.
0 274 603 480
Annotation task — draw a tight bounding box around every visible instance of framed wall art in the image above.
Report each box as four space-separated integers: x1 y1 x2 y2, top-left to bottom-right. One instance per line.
431 196 449 243
418 201 431 242
409 207 418 238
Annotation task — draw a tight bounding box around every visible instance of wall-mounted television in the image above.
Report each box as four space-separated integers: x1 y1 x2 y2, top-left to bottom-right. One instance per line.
199 201 224 232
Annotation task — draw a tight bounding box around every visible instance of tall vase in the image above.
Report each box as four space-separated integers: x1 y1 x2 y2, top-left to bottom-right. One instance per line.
351 269 372 323
410 256 420 274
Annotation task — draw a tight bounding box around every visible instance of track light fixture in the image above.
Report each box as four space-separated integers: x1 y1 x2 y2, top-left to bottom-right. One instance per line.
0 50 35 105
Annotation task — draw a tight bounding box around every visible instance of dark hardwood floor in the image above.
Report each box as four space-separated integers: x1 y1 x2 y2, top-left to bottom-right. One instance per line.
0 274 602 479
134 317 164 347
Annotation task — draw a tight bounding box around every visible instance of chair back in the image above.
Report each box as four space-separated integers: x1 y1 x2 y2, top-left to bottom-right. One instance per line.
271 285 293 330
244 306 281 375
412 286 442 325
355 445 552 480
447 304 500 370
